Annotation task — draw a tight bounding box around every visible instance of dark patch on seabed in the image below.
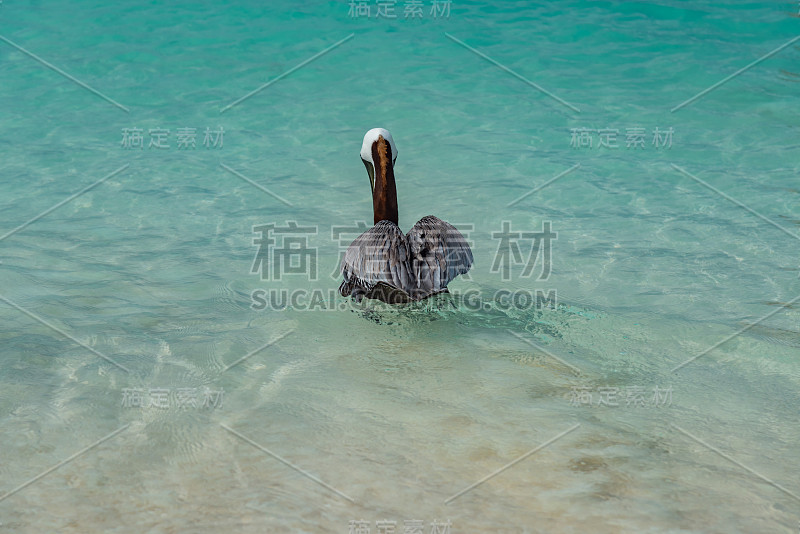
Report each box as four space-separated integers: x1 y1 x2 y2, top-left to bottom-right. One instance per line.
738 321 800 348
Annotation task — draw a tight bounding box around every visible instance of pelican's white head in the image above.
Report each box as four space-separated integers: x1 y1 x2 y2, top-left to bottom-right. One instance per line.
360 128 397 166
360 128 397 195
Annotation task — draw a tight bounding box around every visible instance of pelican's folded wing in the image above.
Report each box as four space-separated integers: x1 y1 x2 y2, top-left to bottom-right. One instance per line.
406 215 474 298
339 220 412 300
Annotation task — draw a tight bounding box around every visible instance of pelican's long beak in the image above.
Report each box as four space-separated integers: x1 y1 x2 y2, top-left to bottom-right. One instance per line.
363 159 375 195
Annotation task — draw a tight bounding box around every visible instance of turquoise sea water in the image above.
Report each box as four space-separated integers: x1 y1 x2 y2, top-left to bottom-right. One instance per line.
1 1 799 532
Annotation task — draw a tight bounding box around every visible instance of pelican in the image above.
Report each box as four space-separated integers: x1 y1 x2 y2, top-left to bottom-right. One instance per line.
339 128 474 303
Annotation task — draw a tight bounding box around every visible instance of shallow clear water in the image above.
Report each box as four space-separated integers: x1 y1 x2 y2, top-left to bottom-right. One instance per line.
1 1 799 532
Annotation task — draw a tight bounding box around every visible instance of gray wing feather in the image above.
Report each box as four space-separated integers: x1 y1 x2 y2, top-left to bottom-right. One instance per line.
339 220 411 298
340 217 473 302
406 215 473 299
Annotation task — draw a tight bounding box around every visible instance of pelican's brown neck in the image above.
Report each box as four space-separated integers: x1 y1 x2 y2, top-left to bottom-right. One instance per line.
371 135 398 225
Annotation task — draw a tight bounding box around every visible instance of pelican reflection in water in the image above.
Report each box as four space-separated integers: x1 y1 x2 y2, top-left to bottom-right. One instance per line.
339 128 473 304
